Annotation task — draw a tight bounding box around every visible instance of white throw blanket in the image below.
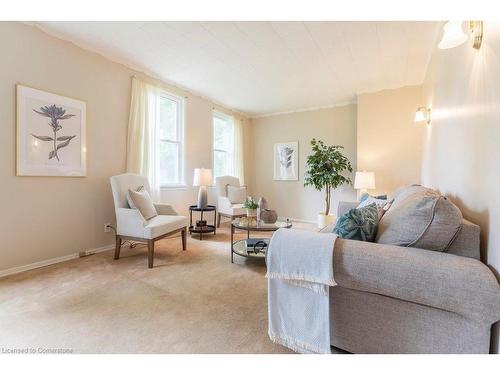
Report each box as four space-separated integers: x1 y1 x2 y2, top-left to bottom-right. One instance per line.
266 228 337 354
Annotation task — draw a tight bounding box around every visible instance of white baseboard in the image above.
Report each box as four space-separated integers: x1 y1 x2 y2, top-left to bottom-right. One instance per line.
278 216 316 225
0 243 115 279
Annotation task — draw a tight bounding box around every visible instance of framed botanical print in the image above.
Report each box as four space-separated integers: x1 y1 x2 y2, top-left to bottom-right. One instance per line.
16 84 86 176
273 141 299 181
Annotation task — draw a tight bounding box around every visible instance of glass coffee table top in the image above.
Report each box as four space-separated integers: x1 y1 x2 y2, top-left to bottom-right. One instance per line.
230 219 292 263
231 218 292 231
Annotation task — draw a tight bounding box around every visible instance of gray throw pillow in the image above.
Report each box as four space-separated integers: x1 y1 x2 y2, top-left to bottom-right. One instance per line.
376 185 462 251
333 203 379 242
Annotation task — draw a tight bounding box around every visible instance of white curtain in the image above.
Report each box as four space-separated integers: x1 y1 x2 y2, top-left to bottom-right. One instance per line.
126 77 160 200
233 116 245 185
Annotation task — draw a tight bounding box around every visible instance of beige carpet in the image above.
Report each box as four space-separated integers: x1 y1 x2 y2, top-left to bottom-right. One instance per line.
0 223 319 354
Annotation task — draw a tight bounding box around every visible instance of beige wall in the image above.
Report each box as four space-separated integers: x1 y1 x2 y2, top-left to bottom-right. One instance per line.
0 22 250 272
249 105 357 223
357 85 425 196
422 22 500 352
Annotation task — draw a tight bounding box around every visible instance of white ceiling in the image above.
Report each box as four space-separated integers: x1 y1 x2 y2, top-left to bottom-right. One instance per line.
33 21 441 117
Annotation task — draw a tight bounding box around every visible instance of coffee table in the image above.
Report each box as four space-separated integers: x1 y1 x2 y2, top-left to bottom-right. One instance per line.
230 218 292 263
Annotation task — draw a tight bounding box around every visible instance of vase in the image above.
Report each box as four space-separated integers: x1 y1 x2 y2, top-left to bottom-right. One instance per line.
246 208 257 218
318 213 335 229
261 209 278 224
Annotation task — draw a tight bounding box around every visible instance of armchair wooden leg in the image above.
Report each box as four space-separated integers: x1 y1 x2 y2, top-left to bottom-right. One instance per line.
114 236 122 260
147 240 154 269
217 213 221 228
181 228 187 250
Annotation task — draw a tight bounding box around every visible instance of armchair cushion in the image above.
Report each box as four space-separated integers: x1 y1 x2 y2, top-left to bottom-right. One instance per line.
143 215 188 239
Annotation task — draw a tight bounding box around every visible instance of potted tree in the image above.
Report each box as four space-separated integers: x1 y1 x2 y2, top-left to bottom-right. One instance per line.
304 138 353 228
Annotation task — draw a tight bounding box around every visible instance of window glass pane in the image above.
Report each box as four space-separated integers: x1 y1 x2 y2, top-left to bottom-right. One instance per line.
213 149 227 179
159 97 177 141
213 116 232 151
159 141 179 185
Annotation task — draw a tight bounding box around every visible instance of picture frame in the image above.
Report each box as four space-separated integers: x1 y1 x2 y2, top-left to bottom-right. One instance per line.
273 141 298 181
16 84 86 177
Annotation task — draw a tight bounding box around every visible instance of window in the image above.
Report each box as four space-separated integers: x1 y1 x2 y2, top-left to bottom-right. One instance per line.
157 92 184 187
212 111 235 180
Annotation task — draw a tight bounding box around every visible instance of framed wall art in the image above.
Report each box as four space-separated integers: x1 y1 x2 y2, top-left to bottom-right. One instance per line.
273 141 298 181
16 84 86 176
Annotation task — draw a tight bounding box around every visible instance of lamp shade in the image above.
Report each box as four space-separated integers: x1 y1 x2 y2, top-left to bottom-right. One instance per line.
354 171 376 190
193 168 212 186
438 21 468 49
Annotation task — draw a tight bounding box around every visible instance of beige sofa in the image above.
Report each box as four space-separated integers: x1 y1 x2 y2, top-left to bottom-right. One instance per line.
321 186 500 353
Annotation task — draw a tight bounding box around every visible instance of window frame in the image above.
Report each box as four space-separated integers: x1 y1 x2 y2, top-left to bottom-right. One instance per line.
157 90 185 189
212 111 235 183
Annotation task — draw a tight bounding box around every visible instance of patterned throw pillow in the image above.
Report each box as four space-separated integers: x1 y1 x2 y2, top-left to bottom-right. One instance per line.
333 203 379 242
360 193 387 202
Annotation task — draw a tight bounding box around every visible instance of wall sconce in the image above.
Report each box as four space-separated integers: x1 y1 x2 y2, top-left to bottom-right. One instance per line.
438 21 483 50
415 107 431 124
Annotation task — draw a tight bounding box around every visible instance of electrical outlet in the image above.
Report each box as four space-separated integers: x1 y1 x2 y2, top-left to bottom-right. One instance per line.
104 223 112 233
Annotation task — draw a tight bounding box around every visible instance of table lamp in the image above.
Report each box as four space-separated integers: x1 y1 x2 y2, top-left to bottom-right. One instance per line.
193 168 212 208
354 171 376 198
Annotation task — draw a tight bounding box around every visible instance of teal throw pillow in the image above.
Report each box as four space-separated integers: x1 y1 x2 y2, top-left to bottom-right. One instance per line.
333 203 379 242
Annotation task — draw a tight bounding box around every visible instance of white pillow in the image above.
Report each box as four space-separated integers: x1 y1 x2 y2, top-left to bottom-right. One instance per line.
227 185 247 204
127 188 158 220
357 196 387 209
127 185 145 209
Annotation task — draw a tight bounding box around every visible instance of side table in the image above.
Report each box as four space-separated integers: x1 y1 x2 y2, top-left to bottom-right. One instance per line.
189 205 217 240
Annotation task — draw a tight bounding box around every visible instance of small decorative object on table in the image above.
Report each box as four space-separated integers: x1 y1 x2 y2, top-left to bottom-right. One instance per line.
257 197 267 221
260 209 278 224
243 196 259 218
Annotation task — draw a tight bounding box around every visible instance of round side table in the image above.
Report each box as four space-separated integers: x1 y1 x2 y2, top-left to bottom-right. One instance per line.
189 205 217 240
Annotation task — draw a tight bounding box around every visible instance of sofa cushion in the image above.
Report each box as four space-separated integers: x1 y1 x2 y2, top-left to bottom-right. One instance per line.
333 203 379 242
376 185 462 251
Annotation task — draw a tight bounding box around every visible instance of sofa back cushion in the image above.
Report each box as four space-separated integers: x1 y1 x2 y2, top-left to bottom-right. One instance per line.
376 185 462 252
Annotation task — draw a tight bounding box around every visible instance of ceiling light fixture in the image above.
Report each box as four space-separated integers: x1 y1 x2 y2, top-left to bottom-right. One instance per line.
438 21 483 50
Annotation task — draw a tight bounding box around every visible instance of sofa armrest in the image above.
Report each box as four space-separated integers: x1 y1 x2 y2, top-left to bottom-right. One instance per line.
154 203 178 216
337 201 358 217
333 238 500 324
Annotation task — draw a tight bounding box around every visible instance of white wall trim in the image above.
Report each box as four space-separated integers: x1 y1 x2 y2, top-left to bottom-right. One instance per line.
251 100 357 119
0 244 115 279
278 216 316 225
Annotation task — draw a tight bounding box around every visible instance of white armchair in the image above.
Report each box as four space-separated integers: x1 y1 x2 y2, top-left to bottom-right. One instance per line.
215 176 247 227
110 173 188 268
